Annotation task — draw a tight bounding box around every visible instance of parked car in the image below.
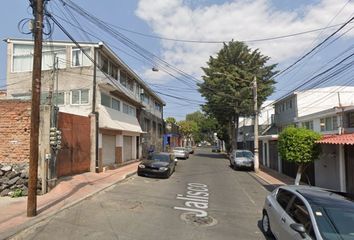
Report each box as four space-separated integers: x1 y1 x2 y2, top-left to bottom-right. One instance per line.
211 145 221 152
186 146 194 154
229 150 254 170
173 147 189 159
262 185 354 240
137 152 177 178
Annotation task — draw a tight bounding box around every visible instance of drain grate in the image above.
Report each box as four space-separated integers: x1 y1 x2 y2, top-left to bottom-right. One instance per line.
180 212 218 227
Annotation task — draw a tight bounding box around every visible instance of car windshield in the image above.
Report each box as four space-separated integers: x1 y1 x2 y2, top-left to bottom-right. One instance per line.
147 154 170 162
313 206 354 240
236 151 253 158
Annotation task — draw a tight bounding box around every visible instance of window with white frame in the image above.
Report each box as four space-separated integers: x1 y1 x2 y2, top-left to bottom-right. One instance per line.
71 89 89 105
109 63 118 80
71 47 91 67
320 116 338 131
101 93 121 111
301 121 313 130
123 103 136 117
12 44 66 72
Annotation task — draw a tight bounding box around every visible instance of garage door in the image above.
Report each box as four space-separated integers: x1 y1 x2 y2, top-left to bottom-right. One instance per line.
123 136 133 162
102 135 116 166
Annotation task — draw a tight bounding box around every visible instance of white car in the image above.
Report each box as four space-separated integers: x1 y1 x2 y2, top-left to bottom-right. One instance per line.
262 185 354 240
173 147 189 159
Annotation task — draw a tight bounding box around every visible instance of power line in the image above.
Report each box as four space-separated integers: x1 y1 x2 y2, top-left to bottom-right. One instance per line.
58 13 354 44
274 15 354 79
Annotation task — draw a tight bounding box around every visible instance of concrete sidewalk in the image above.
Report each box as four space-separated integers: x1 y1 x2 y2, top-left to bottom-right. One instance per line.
0 161 139 240
255 165 295 186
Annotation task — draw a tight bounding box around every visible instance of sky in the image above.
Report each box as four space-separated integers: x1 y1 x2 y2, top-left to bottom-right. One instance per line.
0 0 353 120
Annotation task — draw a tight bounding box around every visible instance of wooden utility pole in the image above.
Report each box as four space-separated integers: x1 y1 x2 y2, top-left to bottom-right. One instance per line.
253 76 259 173
27 0 44 217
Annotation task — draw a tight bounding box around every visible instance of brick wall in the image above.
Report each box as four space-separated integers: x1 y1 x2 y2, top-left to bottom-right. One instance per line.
0 100 31 163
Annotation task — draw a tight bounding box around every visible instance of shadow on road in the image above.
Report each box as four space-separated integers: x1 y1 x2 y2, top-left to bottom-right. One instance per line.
195 153 226 159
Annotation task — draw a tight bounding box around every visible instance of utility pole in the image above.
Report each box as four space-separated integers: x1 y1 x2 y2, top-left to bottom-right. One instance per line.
253 76 259 173
28 0 44 217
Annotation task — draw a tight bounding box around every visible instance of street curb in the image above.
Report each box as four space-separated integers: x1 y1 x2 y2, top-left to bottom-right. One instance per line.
1 170 137 240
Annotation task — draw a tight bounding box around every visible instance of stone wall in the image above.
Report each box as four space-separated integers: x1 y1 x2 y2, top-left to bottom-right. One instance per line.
0 163 42 197
0 100 31 163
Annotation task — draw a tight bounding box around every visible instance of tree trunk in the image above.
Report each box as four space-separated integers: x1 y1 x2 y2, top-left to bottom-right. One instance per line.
294 164 305 185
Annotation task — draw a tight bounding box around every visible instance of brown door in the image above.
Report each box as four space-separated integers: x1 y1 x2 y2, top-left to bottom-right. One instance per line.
57 113 91 177
345 145 354 194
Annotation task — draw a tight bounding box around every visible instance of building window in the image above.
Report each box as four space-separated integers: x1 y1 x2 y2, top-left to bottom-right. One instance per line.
123 103 136 117
109 63 118 80
127 77 134 92
112 98 120 111
120 71 127 87
154 102 162 112
320 116 338 132
101 93 111 107
12 44 66 72
141 94 150 104
72 48 91 67
348 112 354 128
71 89 89 105
144 118 151 132
301 121 313 130
289 99 292 109
99 55 109 74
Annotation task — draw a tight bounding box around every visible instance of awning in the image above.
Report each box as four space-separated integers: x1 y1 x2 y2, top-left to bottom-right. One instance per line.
99 106 144 133
316 133 354 145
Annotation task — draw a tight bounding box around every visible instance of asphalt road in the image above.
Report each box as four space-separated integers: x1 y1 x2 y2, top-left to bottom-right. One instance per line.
15 148 275 240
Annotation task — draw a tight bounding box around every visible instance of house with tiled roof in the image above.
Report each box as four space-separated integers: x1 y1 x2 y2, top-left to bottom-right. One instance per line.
296 105 354 195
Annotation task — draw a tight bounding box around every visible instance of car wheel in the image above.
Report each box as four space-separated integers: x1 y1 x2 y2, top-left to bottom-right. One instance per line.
262 211 272 237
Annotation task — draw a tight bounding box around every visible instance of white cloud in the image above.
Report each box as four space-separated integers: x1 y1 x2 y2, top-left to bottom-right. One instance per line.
136 0 354 82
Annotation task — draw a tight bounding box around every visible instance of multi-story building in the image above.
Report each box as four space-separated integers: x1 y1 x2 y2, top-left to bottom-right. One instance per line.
260 86 354 191
5 38 164 175
297 105 354 195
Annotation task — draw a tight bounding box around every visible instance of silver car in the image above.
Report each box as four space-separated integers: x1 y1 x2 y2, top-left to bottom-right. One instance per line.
229 150 254 170
173 147 189 159
262 185 354 240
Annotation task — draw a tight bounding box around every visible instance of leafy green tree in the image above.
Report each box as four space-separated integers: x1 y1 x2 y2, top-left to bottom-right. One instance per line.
278 127 321 185
178 120 199 145
199 40 277 149
165 117 177 125
186 111 218 143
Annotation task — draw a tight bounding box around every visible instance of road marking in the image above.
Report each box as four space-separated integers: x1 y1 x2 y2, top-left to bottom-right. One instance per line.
174 183 209 217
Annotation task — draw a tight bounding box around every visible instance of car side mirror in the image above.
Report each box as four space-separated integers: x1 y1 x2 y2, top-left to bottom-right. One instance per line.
290 223 307 239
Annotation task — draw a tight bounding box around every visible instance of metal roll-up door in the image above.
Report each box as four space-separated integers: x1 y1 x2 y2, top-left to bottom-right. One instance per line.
123 136 133 162
102 135 116 166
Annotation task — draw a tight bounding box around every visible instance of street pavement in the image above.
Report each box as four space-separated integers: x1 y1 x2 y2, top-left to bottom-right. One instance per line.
11 148 275 240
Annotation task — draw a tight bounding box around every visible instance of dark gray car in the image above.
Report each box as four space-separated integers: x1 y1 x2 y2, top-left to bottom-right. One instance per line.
262 185 354 240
